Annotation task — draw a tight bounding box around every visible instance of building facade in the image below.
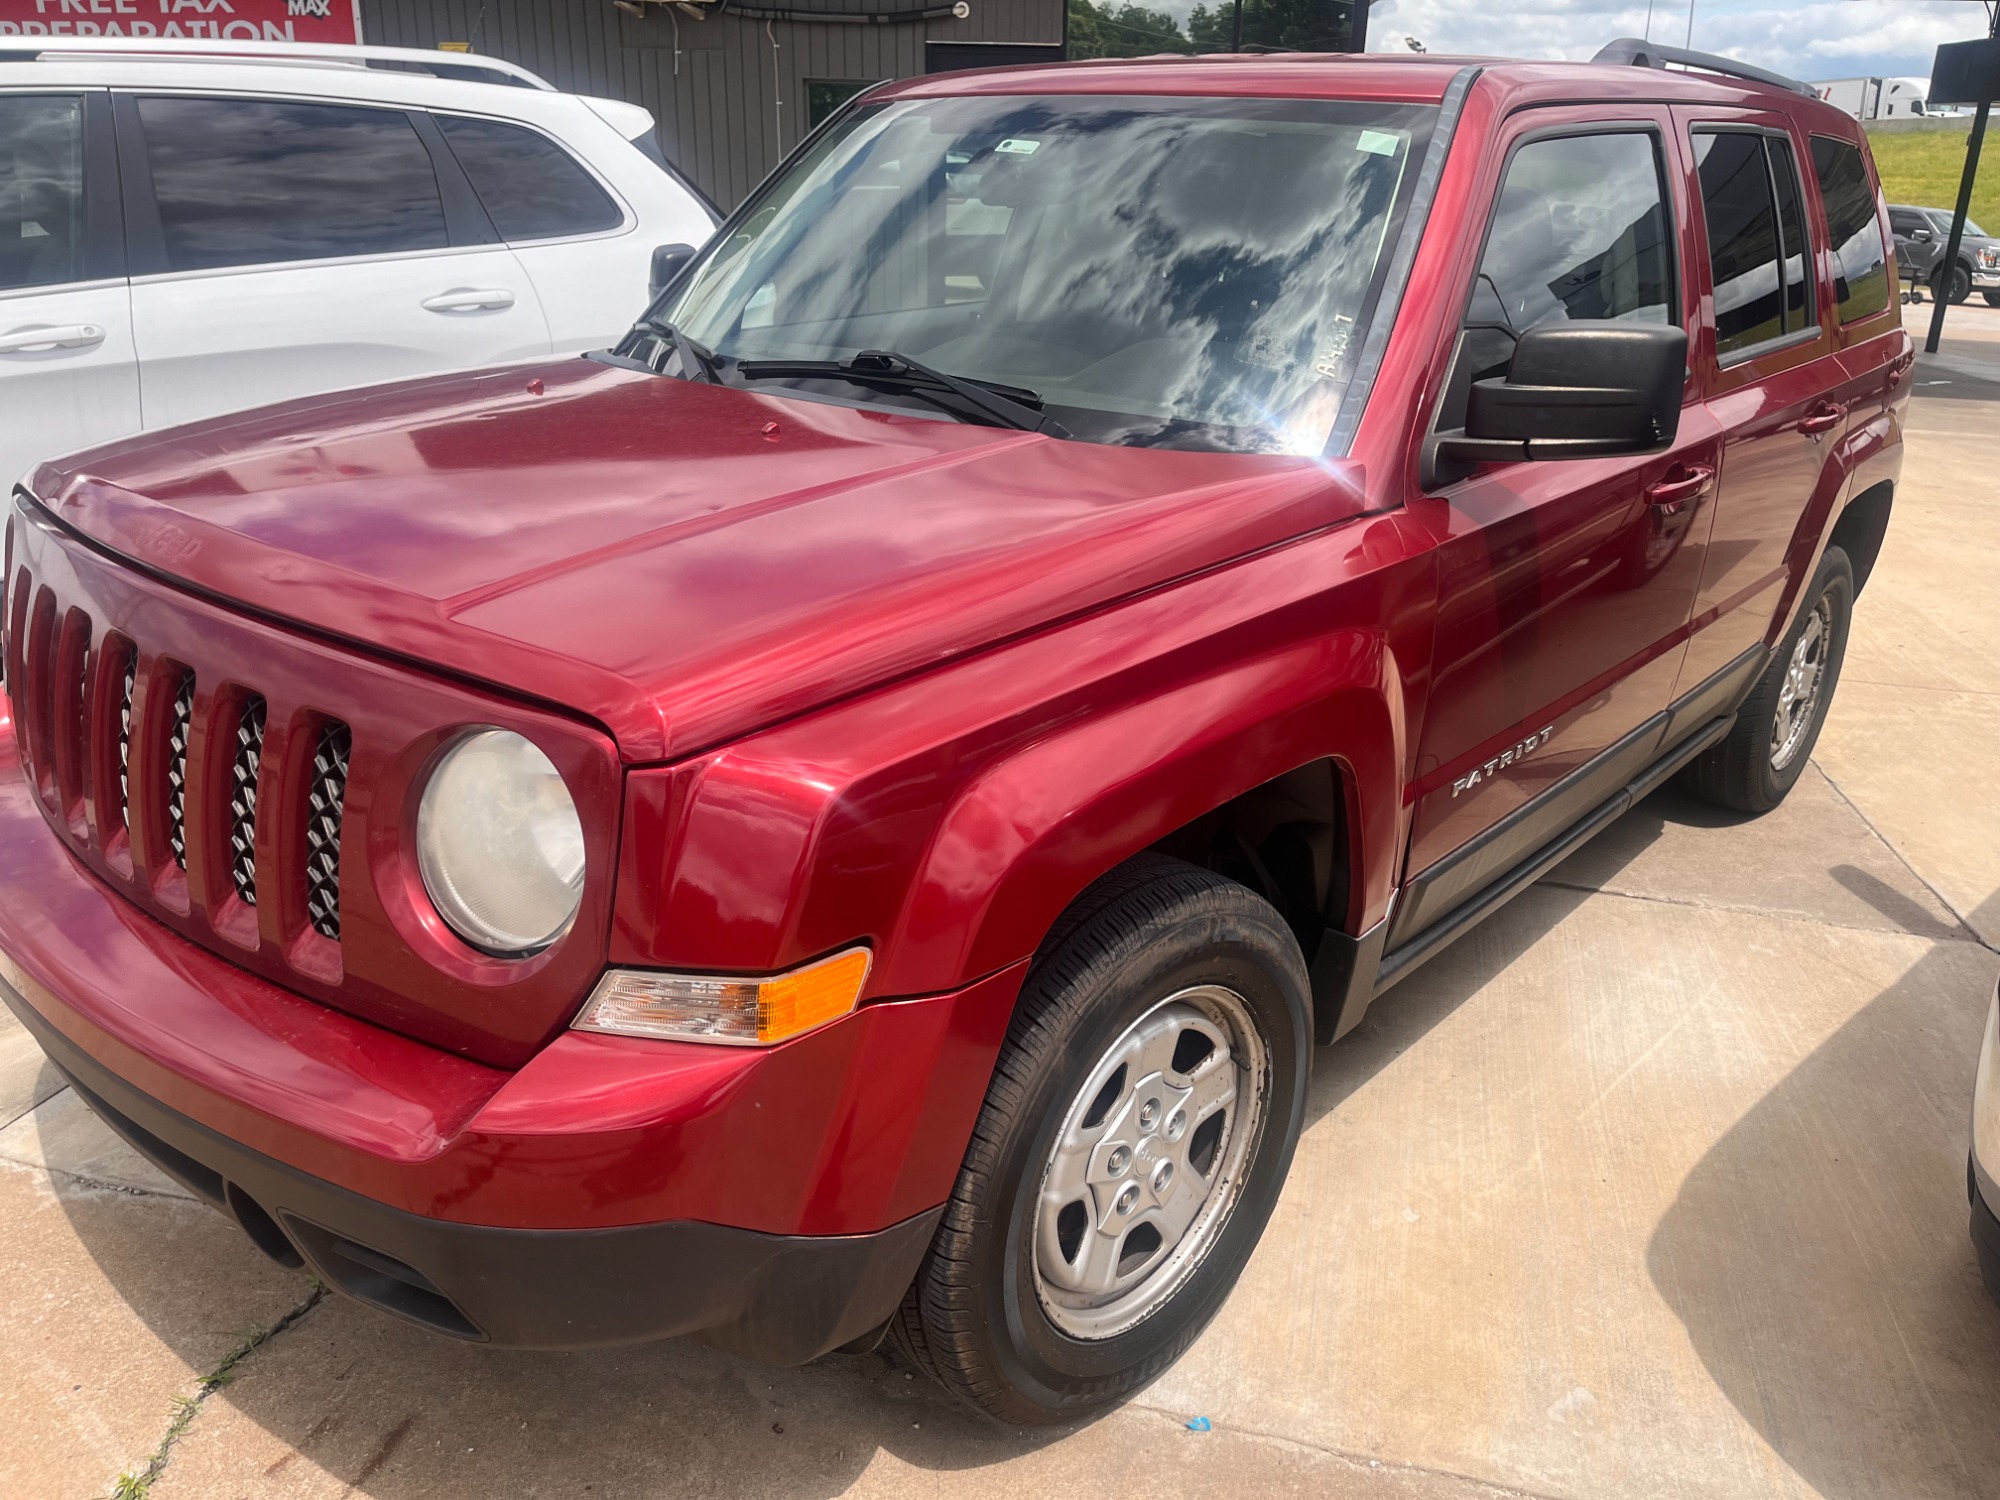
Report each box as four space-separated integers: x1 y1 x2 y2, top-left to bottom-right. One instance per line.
361 0 1065 208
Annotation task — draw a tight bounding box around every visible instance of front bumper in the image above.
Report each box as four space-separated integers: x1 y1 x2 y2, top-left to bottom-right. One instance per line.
1973 987 2000 1304
8 987 940 1356
0 721 1022 1355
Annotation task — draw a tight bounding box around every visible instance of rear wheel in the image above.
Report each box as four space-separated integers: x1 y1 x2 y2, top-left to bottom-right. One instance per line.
1984 290 2000 308
890 854 1310 1424
1680 546 1853 814
1934 262 1973 305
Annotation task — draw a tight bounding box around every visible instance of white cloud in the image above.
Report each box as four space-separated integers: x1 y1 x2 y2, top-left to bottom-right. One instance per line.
1364 0 1990 83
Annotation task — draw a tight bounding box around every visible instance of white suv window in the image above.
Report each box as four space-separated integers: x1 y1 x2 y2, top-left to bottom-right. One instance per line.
436 115 622 241
135 96 450 271
0 94 86 290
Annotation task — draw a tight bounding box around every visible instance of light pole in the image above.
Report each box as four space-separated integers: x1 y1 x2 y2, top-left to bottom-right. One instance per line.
1684 0 1694 47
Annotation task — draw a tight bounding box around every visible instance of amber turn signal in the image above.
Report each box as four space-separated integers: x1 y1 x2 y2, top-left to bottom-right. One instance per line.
572 947 872 1046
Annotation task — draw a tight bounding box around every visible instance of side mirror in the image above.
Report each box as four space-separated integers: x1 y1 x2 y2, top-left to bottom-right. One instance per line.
1438 321 1687 466
1911 227 1934 243
648 242 698 301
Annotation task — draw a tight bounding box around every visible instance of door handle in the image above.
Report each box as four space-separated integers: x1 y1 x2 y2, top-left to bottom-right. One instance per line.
0 323 105 353
1798 402 1846 436
420 288 517 313
1644 464 1714 514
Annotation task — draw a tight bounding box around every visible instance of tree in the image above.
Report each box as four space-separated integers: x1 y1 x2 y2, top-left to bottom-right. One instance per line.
1185 0 1353 52
1067 0 1194 59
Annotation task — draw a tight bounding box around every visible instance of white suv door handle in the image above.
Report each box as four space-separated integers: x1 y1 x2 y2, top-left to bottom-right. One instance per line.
421 288 517 313
0 323 106 353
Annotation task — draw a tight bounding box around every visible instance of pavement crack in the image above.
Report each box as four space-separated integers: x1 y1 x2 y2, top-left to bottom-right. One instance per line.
1126 1400 1571 1498
0 1079 68 1135
1533 878 1984 946
103 1284 325 1500
1816 771 1998 955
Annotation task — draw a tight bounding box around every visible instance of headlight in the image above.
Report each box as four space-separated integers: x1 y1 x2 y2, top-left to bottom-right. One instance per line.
417 729 584 956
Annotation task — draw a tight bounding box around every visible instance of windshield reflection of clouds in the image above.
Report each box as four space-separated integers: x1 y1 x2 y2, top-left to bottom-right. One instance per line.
671 97 1434 455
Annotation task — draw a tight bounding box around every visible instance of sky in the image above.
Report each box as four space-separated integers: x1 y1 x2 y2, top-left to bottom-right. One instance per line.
1358 0 1995 86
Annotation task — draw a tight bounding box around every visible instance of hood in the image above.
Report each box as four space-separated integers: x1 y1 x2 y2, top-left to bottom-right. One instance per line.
27 359 1366 761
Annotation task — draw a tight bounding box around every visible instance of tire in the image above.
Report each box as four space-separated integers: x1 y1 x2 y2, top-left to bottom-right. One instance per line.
1680 546 1853 814
1934 262 1973 305
1984 290 2000 309
889 853 1311 1424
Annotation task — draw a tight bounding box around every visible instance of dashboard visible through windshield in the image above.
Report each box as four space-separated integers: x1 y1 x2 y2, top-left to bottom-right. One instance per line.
642 94 1436 455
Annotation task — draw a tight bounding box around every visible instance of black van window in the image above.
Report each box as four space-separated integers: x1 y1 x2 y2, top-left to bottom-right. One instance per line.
436 116 622 241
138 97 448 272
1810 137 1890 322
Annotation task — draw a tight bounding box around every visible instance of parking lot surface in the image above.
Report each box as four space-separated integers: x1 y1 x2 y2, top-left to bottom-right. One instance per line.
4 305 2000 1500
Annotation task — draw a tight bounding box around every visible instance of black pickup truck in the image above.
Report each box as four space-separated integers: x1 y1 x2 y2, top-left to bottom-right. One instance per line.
1890 203 2000 305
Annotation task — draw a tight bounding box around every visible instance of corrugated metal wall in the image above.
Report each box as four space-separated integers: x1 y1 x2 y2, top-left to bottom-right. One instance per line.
361 0 1064 208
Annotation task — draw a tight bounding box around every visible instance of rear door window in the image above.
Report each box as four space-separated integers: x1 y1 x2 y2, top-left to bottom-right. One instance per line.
435 115 622 241
1694 130 1818 358
1768 137 1814 329
1809 137 1891 322
136 97 449 272
0 94 86 290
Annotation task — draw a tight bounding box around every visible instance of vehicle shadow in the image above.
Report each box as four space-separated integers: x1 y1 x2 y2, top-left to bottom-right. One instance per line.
1646 891 2000 1499
26 784 1691 1495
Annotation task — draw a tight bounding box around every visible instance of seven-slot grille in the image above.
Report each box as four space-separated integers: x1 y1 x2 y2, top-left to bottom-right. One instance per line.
5 570 351 943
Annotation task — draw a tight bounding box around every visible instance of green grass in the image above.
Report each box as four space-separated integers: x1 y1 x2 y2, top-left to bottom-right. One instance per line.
1865 125 2000 229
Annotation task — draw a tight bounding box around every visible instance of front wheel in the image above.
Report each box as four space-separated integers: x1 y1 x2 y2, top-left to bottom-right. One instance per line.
1934 262 1973 305
1681 546 1853 814
890 854 1311 1424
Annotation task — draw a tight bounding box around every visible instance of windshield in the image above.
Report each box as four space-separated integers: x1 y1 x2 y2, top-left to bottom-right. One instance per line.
658 94 1435 454
1928 211 1988 238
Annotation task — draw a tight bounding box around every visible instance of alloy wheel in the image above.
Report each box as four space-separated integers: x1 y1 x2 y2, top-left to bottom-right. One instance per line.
1770 594 1832 771
1032 985 1269 1341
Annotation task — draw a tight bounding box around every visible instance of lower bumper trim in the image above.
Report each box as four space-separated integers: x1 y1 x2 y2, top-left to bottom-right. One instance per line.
11 982 940 1360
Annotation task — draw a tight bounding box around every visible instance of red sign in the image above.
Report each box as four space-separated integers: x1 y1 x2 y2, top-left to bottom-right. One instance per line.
0 1 361 44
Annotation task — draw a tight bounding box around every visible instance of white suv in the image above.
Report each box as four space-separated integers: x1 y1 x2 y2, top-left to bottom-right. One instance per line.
0 37 716 486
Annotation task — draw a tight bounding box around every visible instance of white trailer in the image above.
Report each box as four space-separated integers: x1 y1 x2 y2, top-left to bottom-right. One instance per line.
1812 77 1882 118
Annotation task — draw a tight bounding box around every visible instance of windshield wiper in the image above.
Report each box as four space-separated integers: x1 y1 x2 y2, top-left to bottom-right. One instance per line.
734 349 1071 438
637 316 723 385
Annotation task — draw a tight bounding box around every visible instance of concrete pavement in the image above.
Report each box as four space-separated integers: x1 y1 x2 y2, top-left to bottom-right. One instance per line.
4 304 2000 1499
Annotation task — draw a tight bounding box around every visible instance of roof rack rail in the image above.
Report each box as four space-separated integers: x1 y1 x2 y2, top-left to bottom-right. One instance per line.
1592 37 1814 97
0 36 554 91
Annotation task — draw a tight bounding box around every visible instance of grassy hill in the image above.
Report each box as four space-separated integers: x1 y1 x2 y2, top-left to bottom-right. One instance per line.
1866 124 2000 228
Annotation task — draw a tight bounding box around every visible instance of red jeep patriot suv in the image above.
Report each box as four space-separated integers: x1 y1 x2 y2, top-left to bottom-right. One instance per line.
0 40 1908 1423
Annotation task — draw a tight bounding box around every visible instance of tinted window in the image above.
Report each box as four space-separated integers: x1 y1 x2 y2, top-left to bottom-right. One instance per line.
436 115 621 241
1695 131 1800 357
1769 137 1814 328
138 97 448 272
1441 131 1673 433
1467 132 1674 331
0 95 85 291
1810 137 1890 322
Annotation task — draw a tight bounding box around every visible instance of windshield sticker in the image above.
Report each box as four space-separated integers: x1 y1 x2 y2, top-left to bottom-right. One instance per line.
995 138 1042 156
1355 130 1402 157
